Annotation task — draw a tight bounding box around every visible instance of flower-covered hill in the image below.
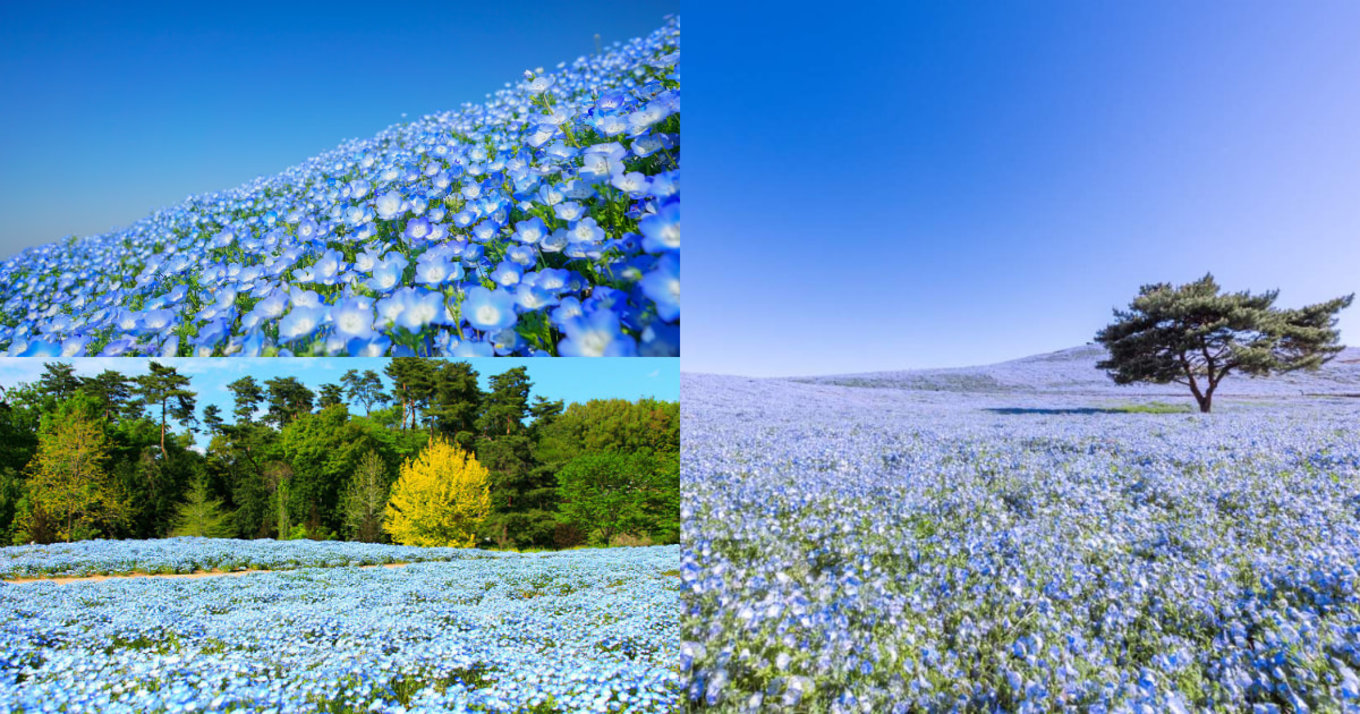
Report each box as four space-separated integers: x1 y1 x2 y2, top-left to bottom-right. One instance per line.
803 344 1360 397
0 18 679 358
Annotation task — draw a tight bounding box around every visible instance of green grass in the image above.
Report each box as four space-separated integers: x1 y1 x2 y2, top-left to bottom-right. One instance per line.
1108 401 1193 414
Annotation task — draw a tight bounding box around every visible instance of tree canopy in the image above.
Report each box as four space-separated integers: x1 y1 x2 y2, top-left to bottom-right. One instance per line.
1095 274 1353 412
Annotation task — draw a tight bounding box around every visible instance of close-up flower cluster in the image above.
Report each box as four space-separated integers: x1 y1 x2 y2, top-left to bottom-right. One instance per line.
682 372 1360 712
0 541 680 712
0 19 679 358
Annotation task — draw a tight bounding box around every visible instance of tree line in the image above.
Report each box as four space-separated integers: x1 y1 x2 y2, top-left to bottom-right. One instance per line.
0 359 678 549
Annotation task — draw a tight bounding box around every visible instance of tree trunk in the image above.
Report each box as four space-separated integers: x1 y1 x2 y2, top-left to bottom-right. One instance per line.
1196 391 1213 413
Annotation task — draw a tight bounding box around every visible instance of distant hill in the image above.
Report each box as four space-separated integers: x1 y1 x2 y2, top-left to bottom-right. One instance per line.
797 344 1360 397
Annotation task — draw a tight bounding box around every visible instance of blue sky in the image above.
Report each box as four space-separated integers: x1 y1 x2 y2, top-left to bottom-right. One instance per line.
0 358 678 448
0 1 675 258
685 1 1360 377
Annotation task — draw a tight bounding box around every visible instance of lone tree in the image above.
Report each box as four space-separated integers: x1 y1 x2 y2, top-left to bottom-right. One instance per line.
1095 274 1353 412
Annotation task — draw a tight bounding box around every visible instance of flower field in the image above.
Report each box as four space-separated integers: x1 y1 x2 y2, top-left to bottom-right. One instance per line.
0 19 678 358
681 372 1360 712
0 541 680 712
0 538 508 580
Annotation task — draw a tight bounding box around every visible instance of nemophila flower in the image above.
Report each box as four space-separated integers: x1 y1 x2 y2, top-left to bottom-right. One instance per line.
277 305 326 341
566 217 605 245
382 287 448 332
514 284 555 311
611 171 651 197
403 216 432 242
367 254 408 292
489 261 522 287
0 17 679 356
460 286 517 332
640 201 680 253
346 334 391 357
414 252 462 286
557 308 637 357
375 190 404 220
505 245 536 267
639 254 679 322
452 339 495 357
330 297 376 341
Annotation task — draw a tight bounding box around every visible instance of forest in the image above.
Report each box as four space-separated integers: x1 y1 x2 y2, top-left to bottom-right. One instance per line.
0 359 679 550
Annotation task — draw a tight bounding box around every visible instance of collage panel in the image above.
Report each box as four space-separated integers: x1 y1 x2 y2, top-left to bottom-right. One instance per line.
0 356 680 709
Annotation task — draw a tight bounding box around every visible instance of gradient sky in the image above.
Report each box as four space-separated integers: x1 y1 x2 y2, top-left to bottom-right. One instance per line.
0 358 679 449
686 1 1360 377
0 0 675 258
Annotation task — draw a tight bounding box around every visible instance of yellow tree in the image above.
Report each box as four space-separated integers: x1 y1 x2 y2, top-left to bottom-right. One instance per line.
383 436 491 547
20 398 128 542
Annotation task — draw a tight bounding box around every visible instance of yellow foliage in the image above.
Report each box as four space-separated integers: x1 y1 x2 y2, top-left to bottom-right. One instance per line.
383 436 491 547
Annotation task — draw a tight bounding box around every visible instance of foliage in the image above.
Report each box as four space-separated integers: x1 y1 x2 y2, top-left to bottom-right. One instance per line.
15 395 128 543
342 450 390 542
169 476 234 538
1095 273 1353 412
557 451 676 546
384 437 491 547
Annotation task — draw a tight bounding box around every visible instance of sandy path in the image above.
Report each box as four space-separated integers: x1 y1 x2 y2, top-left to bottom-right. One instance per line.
3 562 412 586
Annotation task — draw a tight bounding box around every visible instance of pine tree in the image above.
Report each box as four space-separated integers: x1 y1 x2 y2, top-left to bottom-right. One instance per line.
342 450 390 542
169 476 234 538
1096 274 1353 412
384 436 490 547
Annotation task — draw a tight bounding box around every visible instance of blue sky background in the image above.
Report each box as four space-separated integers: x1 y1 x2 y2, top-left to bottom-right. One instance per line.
0 1 675 258
686 1 1360 377
0 358 678 449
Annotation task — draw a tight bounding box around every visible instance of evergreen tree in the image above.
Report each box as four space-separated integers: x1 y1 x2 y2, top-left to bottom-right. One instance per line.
169 476 234 538
318 383 346 410
1096 274 1354 412
132 361 196 454
227 376 264 425
430 361 482 447
342 450 390 542
264 377 314 427
37 362 81 402
341 369 387 416
201 404 225 435
80 370 135 423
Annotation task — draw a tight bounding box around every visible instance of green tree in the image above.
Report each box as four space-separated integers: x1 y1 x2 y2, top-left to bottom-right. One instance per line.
342 450 390 542
132 361 197 453
1096 274 1354 412
169 476 234 537
227 376 264 425
478 366 530 437
385 359 437 431
79 369 135 423
556 452 671 546
341 369 387 416
38 362 82 402
318 383 346 409
430 361 482 447
201 404 225 435
264 376 314 427
16 395 128 543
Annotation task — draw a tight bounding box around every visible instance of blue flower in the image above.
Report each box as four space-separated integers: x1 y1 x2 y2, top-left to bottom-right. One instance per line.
330 297 376 341
557 308 637 357
277 305 326 341
461 286 518 332
639 254 679 322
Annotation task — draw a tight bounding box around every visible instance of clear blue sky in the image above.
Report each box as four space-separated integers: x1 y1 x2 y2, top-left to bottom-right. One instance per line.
0 0 676 258
685 1 1360 377
0 358 679 448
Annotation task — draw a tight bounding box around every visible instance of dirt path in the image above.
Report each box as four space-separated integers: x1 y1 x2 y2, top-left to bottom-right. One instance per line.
3 562 412 585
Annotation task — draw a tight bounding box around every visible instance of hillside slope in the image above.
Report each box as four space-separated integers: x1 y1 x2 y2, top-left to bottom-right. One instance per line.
0 18 679 358
799 344 1360 397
